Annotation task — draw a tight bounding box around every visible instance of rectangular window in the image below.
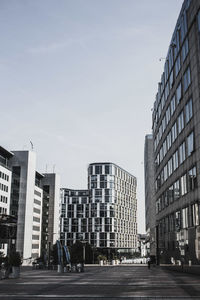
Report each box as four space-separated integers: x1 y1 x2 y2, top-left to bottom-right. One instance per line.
171 123 177 143
182 38 189 62
174 180 180 200
164 164 168 181
181 174 187 195
180 10 187 43
176 82 182 104
169 71 174 90
95 166 102 174
187 131 194 156
175 55 181 77
182 207 188 228
188 166 197 190
34 199 41 206
162 117 166 133
33 217 40 223
168 185 174 203
192 203 199 226
163 140 167 157
34 190 41 197
173 150 179 170
167 132 172 150
185 99 193 123
32 235 39 240
175 30 180 56
183 67 191 92
177 111 184 134
165 106 171 125
179 142 186 164
170 95 176 115
33 208 40 214
168 158 173 177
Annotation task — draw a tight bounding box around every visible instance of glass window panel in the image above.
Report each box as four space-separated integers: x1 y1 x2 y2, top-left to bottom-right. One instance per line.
187 131 194 156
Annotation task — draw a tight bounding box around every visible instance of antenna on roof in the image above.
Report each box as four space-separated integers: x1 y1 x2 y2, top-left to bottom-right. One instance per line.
53 165 56 173
30 141 33 151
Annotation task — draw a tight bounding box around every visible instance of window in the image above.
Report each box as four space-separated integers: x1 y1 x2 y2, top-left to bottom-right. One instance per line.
170 95 176 115
175 55 181 77
174 180 180 200
105 165 112 174
168 185 174 203
177 111 184 134
179 142 186 164
180 10 187 43
173 150 179 170
162 117 166 133
187 131 194 156
175 30 180 57
171 123 177 143
182 38 189 62
181 174 187 195
188 166 197 190
183 67 191 92
163 140 167 157
168 158 173 177
95 165 102 174
182 207 188 228
160 147 163 163
169 71 174 89
167 132 172 150
185 99 193 123
166 106 171 125
176 82 182 104
192 203 199 226
164 164 168 181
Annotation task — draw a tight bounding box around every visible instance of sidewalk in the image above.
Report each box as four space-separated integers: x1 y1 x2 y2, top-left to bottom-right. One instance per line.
161 264 200 275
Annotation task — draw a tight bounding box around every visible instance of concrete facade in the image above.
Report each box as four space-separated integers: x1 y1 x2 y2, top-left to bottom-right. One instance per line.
152 0 200 264
144 134 156 256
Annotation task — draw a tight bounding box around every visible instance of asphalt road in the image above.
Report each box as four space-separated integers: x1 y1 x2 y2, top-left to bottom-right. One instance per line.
1 265 200 299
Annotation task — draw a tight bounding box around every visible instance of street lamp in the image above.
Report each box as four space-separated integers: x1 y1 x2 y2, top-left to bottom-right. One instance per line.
81 241 87 263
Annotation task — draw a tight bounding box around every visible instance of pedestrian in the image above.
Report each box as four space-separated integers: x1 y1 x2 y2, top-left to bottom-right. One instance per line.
147 257 151 269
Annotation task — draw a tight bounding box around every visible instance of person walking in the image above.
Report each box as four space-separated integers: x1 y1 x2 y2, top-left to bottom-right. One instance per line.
147 257 151 269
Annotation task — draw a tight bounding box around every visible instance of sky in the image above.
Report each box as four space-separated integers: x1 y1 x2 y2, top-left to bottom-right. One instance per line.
0 0 183 233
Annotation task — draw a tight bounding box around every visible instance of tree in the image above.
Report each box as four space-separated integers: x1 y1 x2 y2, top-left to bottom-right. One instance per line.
0 251 5 265
70 241 83 264
9 251 22 267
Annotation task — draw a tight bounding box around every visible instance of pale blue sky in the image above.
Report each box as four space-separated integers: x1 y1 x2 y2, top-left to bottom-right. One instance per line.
0 0 183 233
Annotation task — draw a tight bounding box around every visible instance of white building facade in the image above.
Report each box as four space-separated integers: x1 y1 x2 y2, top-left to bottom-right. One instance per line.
60 162 137 252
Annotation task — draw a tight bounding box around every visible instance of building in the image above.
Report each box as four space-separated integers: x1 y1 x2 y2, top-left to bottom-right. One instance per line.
0 146 13 255
152 0 200 264
60 162 137 254
8 150 60 263
9 151 43 261
137 234 149 257
144 134 156 256
41 173 60 259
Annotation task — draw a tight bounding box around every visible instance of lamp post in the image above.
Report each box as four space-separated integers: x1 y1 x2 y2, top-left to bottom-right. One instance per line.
82 241 87 263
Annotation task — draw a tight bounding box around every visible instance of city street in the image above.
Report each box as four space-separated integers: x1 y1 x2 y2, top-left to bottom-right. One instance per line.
1 265 200 299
